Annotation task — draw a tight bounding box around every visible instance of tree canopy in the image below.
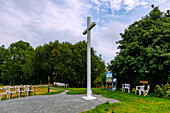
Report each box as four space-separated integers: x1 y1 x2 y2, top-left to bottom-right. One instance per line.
108 5 170 91
0 41 34 85
0 40 105 87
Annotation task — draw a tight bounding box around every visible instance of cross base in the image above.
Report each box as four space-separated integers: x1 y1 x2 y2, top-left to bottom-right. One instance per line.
82 96 97 100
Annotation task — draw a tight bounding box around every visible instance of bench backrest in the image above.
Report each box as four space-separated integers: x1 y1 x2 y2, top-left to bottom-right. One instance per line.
146 85 150 92
24 85 29 91
4 86 11 93
15 86 21 91
122 84 130 88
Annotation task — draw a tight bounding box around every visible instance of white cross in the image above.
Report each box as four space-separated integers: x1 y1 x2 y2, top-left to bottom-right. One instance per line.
82 17 97 100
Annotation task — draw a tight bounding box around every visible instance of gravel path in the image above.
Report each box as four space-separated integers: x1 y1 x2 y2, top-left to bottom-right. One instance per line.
0 90 120 113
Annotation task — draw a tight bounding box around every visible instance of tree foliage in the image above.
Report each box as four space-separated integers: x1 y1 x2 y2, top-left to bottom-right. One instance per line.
0 41 34 85
108 5 170 91
0 45 6 84
0 40 105 87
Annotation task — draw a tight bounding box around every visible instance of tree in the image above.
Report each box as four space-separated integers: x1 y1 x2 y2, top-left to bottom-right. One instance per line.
29 40 60 84
108 5 170 91
0 45 6 83
51 41 106 87
51 42 74 86
0 40 105 87
0 41 34 85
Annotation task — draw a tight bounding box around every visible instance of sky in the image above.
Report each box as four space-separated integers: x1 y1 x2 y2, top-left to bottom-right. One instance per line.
0 0 169 65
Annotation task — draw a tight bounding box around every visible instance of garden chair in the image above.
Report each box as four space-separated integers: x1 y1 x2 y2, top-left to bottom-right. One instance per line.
24 85 34 96
0 87 7 101
135 85 145 95
29 85 34 95
4 86 13 100
122 84 130 93
9 86 17 98
15 85 25 98
142 85 150 96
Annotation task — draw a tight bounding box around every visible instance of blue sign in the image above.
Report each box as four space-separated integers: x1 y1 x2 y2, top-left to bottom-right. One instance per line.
106 72 113 90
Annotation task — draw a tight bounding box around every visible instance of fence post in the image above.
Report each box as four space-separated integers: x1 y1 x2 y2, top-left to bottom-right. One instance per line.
48 76 50 93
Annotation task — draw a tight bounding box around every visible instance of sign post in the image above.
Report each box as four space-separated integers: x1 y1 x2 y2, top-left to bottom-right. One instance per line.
82 17 96 100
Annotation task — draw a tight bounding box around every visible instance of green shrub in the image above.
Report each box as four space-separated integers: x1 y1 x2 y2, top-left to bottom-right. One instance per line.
154 83 170 97
101 73 106 87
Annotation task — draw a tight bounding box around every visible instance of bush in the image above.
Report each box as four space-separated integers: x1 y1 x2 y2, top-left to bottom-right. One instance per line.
101 73 106 87
154 83 170 97
93 76 102 87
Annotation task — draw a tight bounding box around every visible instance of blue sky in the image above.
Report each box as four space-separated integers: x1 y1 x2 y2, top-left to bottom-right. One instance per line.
0 0 169 65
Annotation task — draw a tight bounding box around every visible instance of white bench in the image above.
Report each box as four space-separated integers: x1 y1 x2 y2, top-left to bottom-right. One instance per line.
53 82 69 87
122 84 130 93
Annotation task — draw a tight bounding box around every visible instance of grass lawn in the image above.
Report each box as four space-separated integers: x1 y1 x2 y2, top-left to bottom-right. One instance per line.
34 86 65 95
57 87 170 113
0 86 65 101
65 88 87 95
89 88 170 113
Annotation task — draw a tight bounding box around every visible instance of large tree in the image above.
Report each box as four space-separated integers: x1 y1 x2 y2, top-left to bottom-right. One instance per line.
0 45 6 83
51 41 105 87
0 41 34 85
29 40 60 84
108 5 170 91
29 40 105 87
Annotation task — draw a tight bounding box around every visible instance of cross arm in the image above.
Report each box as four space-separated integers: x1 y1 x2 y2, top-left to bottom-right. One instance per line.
83 22 96 35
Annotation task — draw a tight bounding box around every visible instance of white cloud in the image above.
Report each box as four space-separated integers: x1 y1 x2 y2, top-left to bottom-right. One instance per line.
92 21 127 64
156 0 167 3
110 0 122 11
123 0 148 11
0 0 87 47
90 0 148 14
0 0 169 65
148 0 170 12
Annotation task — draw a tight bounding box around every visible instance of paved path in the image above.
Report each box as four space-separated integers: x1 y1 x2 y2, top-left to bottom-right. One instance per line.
0 90 120 113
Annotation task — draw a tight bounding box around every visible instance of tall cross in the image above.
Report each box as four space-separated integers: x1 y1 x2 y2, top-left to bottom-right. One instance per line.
82 17 97 100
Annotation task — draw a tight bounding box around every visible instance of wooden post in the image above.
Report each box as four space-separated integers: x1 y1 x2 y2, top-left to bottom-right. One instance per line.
48 76 50 93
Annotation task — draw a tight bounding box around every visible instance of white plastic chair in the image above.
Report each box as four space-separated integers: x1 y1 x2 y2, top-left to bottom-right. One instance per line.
135 85 145 95
143 85 150 96
9 87 17 98
122 84 130 93
0 88 7 101
15 86 25 98
29 85 34 95
4 86 12 100
24 85 34 96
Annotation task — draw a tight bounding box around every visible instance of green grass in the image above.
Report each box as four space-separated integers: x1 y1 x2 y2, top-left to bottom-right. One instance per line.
87 89 170 113
34 87 65 95
65 88 87 95
56 87 170 113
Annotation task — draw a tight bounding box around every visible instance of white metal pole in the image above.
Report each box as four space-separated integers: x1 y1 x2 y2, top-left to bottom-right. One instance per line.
82 17 96 100
87 17 91 97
